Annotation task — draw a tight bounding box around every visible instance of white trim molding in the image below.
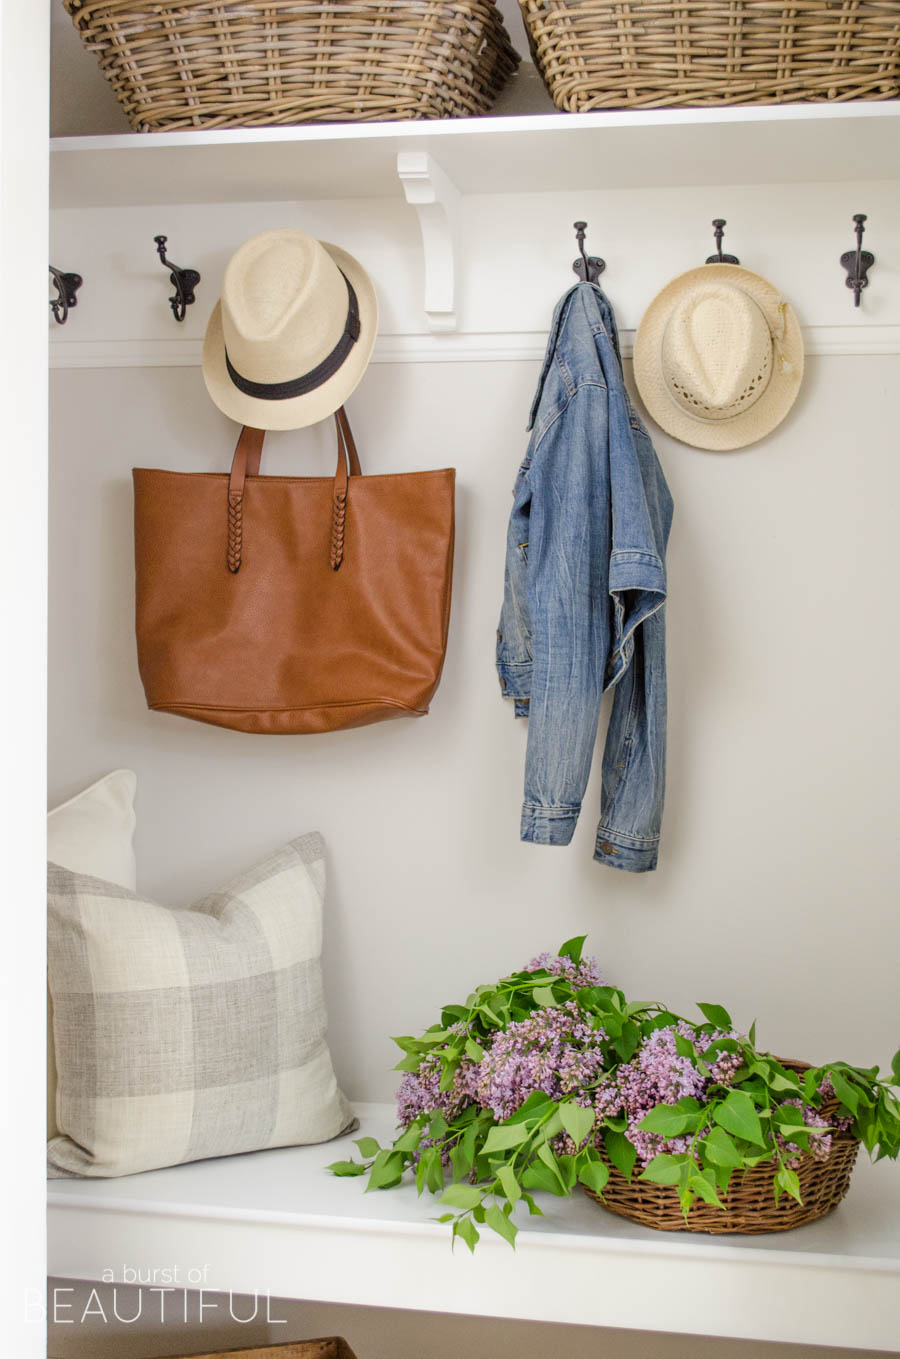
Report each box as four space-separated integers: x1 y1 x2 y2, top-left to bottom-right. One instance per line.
50 325 900 370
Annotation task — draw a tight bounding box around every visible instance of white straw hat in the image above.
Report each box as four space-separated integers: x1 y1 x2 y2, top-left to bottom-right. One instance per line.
633 265 803 451
203 228 377 430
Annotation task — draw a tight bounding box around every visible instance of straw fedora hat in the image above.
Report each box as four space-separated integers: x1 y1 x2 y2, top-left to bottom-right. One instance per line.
203 228 377 430
633 265 803 451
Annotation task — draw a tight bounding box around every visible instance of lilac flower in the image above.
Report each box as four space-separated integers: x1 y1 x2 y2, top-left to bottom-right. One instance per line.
593 1021 744 1166
476 1002 608 1122
775 1097 838 1168
526 951 604 990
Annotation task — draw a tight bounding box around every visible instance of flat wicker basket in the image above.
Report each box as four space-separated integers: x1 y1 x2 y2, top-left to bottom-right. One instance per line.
519 0 900 111
585 1059 860 1233
63 0 520 131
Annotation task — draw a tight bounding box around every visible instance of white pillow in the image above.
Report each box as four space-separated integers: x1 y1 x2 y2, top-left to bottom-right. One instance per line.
46 770 137 1137
48 834 354 1177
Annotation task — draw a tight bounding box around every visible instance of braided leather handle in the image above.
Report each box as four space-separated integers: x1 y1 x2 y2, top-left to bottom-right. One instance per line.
225 413 360 574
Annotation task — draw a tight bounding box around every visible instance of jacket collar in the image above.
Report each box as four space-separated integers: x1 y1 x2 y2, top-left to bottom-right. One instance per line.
527 283 623 431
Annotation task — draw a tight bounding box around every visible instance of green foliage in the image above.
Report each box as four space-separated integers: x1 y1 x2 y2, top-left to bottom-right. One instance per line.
329 940 900 1250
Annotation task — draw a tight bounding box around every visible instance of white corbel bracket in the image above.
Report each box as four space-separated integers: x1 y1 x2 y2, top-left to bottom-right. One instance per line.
397 151 460 334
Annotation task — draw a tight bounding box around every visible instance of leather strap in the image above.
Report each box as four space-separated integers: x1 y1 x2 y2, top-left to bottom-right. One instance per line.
225 411 361 574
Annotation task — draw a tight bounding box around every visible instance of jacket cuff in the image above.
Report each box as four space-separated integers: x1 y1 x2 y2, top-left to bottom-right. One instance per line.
497 660 532 719
521 804 579 846
594 827 658 873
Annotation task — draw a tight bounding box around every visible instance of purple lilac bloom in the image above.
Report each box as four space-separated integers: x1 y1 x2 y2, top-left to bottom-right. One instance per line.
593 1021 744 1166
775 1098 837 1168
526 951 604 990
476 1002 608 1122
396 1022 480 1132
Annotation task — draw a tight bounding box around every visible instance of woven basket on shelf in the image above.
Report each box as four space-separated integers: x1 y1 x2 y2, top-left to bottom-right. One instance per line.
585 1059 860 1233
519 0 900 111
63 1 520 131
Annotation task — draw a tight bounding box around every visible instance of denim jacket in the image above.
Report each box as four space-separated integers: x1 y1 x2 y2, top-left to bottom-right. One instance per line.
496 283 674 872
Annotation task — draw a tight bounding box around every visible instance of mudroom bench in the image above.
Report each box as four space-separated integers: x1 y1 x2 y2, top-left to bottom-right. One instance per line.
47 1103 900 1353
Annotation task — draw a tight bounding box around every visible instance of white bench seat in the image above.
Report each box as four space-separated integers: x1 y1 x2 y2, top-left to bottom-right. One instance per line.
47 1102 900 1352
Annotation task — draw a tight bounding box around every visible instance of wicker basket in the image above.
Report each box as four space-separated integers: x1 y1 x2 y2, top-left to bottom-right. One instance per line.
63 1 520 131
519 0 900 111
585 1059 861 1233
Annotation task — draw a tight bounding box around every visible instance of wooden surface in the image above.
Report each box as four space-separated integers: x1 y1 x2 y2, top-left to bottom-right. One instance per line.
164 1335 356 1359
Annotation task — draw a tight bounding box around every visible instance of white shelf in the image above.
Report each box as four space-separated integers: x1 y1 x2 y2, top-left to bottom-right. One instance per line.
47 1103 900 1351
50 101 900 208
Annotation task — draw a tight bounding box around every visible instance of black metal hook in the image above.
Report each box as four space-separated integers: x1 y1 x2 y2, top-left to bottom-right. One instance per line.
572 221 605 283
840 214 874 308
705 219 740 266
154 235 201 323
49 266 82 325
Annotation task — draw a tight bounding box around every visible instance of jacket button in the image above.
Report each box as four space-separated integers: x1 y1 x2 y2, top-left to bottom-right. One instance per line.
598 840 618 855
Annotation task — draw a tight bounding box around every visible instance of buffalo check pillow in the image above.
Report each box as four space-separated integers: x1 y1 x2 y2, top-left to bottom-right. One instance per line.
47 833 355 1178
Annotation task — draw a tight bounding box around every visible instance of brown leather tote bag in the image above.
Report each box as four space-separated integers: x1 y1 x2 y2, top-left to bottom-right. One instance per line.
133 409 455 734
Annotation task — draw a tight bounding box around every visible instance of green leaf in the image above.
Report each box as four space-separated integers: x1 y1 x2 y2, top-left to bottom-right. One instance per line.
521 1191 543 1217
537 1141 563 1178
327 1159 367 1177
714 1090 767 1147
891 1048 900 1086
748 1020 757 1048
393 1125 422 1154
773 1105 805 1132
701 1126 744 1168
394 1053 423 1073
497 1164 521 1205
556 1153 578 1191
829 1069 860 1116
485 1202 518 1248
559 935 586 965
424 1146 445 1195
366 1150 406 1191
483 1122 530 1154
752 1062 802 1094
505 1090 555 1124
521 1160 567 1196
640 1153 688 1186
353 1136 382 1159
439 1061 459 1093
532 986 557 1007
452 1216 480 1254
674 1033 695 1059
638 1100 702 1138
612 1025 641 1062
559 1101 596 1149
689 1166 724 1210
449 1141 472 1184
775 1164 802 1206
697 1002 733 1029
578 1160 609 1195
465 1038 485 1061
604 1128 637 1182
438 1183 484 1211
430 1111 448 1137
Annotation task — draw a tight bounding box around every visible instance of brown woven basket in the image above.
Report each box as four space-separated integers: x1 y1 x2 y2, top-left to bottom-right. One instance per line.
519 0 900 111
585 1059 860 1233
63 1 520 131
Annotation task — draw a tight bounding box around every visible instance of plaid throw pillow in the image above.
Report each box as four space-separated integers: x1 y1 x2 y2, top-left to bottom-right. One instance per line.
47 833 354 1178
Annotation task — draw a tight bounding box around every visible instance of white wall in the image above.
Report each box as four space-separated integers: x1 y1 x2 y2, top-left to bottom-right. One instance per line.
47 176 900 1359
49 342 900 1094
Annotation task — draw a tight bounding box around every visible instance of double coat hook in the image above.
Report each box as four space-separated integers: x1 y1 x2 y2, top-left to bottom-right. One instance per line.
154 235 201 323
840 214 875 308
705 219 740 265
49 266 82 325
572 221 606 283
